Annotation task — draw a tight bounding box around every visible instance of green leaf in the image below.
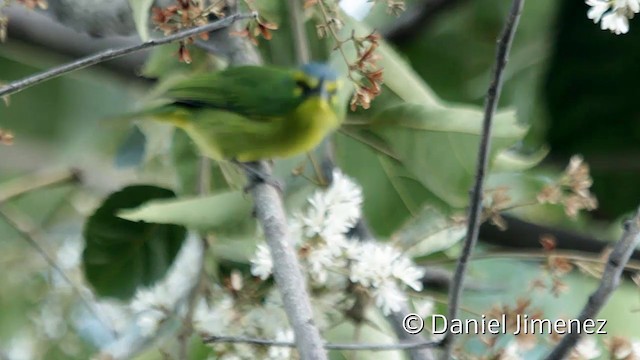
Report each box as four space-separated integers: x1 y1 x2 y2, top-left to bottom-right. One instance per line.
361 103 527 207
335 132 447 236
394 207 467 258
118 191 253 231
129 0 154 41
83 185 186 300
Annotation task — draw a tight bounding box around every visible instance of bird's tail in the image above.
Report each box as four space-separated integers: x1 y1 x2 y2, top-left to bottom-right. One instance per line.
104 103 190 128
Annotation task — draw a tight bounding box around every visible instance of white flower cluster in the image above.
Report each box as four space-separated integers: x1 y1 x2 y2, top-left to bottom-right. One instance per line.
586 0 640 34
129 234 203 336
192 288 295 359
250 170 425 315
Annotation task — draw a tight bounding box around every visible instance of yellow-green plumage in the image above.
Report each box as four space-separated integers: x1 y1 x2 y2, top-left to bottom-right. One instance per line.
128 64 342 162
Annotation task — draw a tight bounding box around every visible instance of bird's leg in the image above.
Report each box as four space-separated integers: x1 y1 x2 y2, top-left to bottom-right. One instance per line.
231 160 285 195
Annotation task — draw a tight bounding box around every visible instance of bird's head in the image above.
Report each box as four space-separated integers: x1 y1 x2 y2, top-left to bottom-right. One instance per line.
293 63 340 103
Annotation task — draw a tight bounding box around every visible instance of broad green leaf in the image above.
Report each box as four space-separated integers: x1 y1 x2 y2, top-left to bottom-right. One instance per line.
335 132 447 236
129 0 154 41
394 207 466 258
360 103 527 207
118 190 253 231
83 185 186 300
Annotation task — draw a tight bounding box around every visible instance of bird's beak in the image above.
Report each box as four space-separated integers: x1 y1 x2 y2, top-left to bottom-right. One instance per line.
318 79 329 100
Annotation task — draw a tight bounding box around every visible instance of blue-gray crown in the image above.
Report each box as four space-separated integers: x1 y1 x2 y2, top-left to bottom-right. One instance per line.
300 62 338 81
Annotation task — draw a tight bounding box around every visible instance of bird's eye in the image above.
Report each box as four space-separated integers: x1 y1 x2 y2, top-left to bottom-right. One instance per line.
296 80 312 93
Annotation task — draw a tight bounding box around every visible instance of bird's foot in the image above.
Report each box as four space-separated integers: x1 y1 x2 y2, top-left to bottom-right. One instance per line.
232 160 285 195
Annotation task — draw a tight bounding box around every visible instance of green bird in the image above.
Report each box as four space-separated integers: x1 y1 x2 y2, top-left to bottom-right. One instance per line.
127 63 343 162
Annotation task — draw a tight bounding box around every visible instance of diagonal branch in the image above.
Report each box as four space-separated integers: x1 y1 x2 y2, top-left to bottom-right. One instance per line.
544 209 640 359
245 162 328 360
0 12 255 98
442 0 524 358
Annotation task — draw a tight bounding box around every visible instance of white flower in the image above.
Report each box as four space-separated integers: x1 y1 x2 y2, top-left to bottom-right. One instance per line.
615 0 640 12
500 341 524 360
349 242 395 287
307 245 338 284
391 257 425 291
373 281 405 315
250 244 273 280
413 298 435 318
4 332 36 360
296 170 363 240
601 10 630 33
56 237 82 269
586 0 639 34
614 339 640 359
193 296 235 334
573 337 602 359
268 329 294 359
136 308 165 336
587 0 612 22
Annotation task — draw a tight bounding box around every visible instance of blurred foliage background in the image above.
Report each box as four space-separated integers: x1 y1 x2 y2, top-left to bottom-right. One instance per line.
1 0 640 359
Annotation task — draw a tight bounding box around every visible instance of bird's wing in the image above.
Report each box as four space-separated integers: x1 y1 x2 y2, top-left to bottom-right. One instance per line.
163 66 303 120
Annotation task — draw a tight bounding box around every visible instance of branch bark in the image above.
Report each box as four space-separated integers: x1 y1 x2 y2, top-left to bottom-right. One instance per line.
442 0 524 358
245 162 328 360
543 209 640 359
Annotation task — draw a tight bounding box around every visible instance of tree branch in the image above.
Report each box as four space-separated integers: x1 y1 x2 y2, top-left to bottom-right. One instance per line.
245 162 328 360
543 208 640 359
0 12 255 98
0 168 81 203
4 5 146 80
203 334 440 351
442 0 524 358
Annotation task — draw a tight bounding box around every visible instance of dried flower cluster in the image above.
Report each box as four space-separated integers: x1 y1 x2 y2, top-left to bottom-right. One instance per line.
151 0 226 63
483 186 512 230
376 0 406 15
486 298 542 350
313 0 385 110
537 155 598 218
0 128 14 145
231 13 278 45
537 235 573 296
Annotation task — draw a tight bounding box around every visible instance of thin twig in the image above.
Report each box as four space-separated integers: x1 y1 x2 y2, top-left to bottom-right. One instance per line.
203 334 440 351
0 12 255 98
0 168 81 203
427 250 640 272
544 209 640 359
442 0 524 358
0 204 115 336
